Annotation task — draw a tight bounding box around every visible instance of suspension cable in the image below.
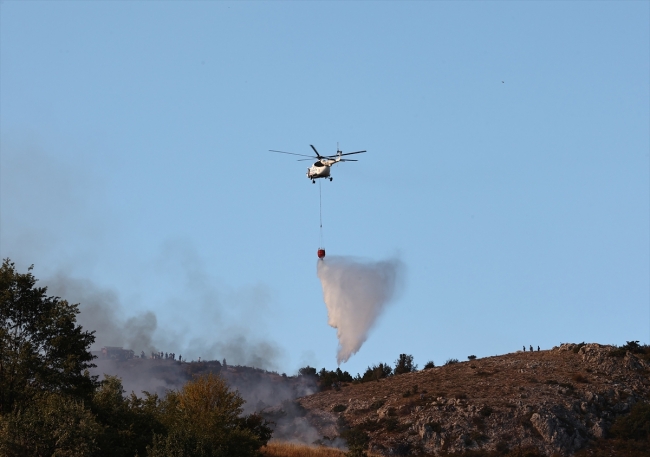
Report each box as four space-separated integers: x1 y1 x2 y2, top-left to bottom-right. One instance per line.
319 179 323 247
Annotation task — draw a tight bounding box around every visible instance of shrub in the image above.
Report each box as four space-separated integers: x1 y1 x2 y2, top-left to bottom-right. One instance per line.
149 374 272 457
394 354 417 375
423 360 435 369
480 406 493 417
0 392 102 457
359 363 392 383
298 366 317 377
332 404 347 413
610 341 650 360
572 342 586 353
467 355 477 360
428 421 442 433
341 427 369 457
609 402 650 440
319 367 353 389
572 373 589 383
444 358 459 366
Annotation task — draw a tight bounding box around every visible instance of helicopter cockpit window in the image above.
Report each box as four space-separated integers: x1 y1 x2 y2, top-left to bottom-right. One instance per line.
314 161 323 167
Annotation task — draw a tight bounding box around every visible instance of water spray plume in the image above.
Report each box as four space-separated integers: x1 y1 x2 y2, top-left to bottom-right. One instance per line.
317 255 404 364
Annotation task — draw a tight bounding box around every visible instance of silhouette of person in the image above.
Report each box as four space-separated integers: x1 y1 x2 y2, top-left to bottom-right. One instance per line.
523 346 526 352
529 345 533 352
537 346 540 352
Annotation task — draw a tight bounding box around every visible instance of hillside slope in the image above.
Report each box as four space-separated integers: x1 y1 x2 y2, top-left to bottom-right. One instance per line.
291 343 649 456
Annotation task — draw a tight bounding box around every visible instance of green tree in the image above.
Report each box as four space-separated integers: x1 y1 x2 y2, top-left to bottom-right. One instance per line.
394 354 417 375
359 363 392 382
148 374 272 457
0 259 97 414
91 376 163 457
298 366 317 377
0 391 102 457
318 367 353 389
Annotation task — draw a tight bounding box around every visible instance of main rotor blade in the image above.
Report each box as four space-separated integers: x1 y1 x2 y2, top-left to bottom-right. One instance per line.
269 150 317 159
338 150 366 156
310 145 322 157
338 159 358 162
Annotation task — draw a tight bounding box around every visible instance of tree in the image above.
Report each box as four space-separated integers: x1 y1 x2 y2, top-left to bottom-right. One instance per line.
148 374 272 457
0 391 102 457
359 363 392 383
317 367 353 390
298 366 317 377
90 375 163 457
394 354 417 375
0 259 97 414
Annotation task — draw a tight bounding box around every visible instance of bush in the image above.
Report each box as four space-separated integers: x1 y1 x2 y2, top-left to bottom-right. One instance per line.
332 404 347 412
359 363 392 383
341 427 369 457
0 392 102 457
609 402 650 441
318 367 353 389
572 342 586 353
610 341 650 360
149 374 272 457
572 373 589 384
480 406 493 417
394 354 417 375
467 355 477 360
298 366 317 377
444 358 459 366
424 360 435 369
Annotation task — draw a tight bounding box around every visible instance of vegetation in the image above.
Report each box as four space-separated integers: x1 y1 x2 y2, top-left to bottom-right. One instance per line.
319 367 353 389
260 442 348 457
575 402 650 457
0 259 271 457
423 360 435 369
609 341 650 361
356 363 393 383
467 355 477 360
0 259 97 414
444 358 459 366
394 353 417 375
572 342 587 353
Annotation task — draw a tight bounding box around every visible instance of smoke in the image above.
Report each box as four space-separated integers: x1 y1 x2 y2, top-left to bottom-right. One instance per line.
42 262 284 372
46 273 158 353
317 255 404 364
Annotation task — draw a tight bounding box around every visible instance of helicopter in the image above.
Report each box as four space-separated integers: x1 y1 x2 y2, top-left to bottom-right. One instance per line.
269 144 366 183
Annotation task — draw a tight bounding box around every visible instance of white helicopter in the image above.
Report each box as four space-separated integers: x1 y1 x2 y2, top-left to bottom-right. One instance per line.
269 144 366 183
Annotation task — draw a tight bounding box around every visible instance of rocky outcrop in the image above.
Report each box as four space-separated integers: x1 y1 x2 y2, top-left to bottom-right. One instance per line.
295 343 650 456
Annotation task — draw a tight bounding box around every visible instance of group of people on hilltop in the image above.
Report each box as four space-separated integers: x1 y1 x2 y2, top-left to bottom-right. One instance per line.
523 345 540 352
144 351 182 361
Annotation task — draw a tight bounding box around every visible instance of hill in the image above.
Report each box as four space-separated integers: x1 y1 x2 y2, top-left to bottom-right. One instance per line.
91 357 317 414
270 343 650 456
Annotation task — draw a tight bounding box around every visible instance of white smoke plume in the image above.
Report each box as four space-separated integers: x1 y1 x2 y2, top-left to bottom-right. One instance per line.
317 255 404 364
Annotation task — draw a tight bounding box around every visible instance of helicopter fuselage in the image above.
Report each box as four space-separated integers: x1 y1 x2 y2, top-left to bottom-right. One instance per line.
307 158 338 180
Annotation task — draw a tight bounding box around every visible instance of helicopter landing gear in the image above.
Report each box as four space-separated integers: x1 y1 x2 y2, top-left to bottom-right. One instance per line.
329 177 333 181
312 180 315 184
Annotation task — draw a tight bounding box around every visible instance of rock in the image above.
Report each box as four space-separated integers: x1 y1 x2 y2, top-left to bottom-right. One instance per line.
591 420 606 438
419 424 433 440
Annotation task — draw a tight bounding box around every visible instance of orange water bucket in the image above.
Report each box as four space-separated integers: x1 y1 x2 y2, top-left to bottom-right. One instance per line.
317 248 326 259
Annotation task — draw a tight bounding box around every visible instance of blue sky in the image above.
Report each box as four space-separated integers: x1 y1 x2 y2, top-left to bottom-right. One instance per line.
1 1 648 376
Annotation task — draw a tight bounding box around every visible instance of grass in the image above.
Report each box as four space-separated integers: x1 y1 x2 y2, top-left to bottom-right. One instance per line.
261 441 385 457
260 442 346 457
